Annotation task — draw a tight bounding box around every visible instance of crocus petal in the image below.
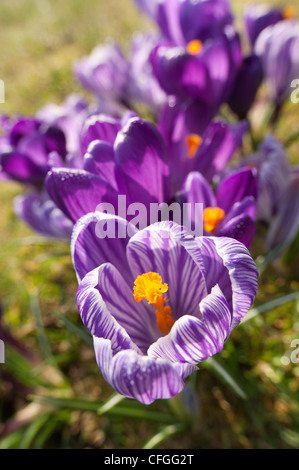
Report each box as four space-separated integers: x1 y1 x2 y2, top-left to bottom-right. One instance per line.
9 118 40 146
71 212 137 282
127 221 207 321
244 4 283 47
223 196 257 222
193 120 247 182
179 0 233 44
80 114 121 156
0 151 47 186
94 337 194 404
148 285 232 364
14 192 73 239
77 267 141 354
216 168 258 213
156 0 185 46
114 118 170 205
83 140 118 191
266 169 299 250
74 42 129 101
217 213 257 249
46 168 118 222
200 237 258 330
151 45 209 101
228 54 264 119
182 171 217 209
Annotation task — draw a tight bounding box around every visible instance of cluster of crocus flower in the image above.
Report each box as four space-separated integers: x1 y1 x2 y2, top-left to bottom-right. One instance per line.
1 0 298 403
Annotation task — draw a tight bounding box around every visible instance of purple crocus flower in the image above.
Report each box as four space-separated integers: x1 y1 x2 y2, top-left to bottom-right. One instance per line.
228 54 263 119
0 116 67 188
150 26 242 116
239 135 289 223
266 167 299 251
73 42 129 114
135 0 233 45
255 20 299 107
37 94 90 157
127 33 167 114
46 116 171 223
158 97 248 191
72 216 258 404
46 111 248 230
244 4 297 47
181 168 258 248
14 191 73 240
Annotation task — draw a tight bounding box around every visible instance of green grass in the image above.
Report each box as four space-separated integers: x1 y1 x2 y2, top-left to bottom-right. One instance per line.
0 0 299 449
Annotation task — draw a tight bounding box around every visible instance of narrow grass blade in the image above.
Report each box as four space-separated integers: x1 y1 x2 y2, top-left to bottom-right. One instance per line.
241 290 299 325
57 314 93 347
142 423 187 449
202 357 247 400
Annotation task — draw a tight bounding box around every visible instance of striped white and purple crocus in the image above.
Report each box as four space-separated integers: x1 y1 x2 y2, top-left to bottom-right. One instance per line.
72 215 258 404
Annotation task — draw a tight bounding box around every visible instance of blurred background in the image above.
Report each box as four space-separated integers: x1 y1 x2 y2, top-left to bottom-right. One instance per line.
0 0 299 449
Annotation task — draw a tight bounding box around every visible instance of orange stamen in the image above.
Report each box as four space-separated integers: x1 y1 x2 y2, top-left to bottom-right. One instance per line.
283 5 296 20
187 39 203 56
133 272 174 335
203 207 225 233
186 134 202 158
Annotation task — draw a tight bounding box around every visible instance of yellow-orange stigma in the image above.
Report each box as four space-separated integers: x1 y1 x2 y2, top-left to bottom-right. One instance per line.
133 272 174 335
187 39 203 56
283 5 296 20
203 207 225 233
186 134 203 158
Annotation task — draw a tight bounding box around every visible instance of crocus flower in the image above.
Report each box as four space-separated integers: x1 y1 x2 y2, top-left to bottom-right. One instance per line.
127 33 167 114
14 191 73 240
244 4 296 47
158 98 248 191
0 116 67 188
266 167 299 251
72 216 258 404
37 94 90 157
135 0 233 46
151 26 242 116
46 116 171 224
228 54 263 119
255 20 299 107
73 42 129 114
181 168 258 248
239 135 289 223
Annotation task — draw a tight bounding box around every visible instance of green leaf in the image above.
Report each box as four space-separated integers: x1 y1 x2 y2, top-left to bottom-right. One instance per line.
241 290 299 325
142 423 187 449
57 314 93 347
30 394 178 424
202 357 247 400
19 413 51 449
30 291 54 361
29 395 101 413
